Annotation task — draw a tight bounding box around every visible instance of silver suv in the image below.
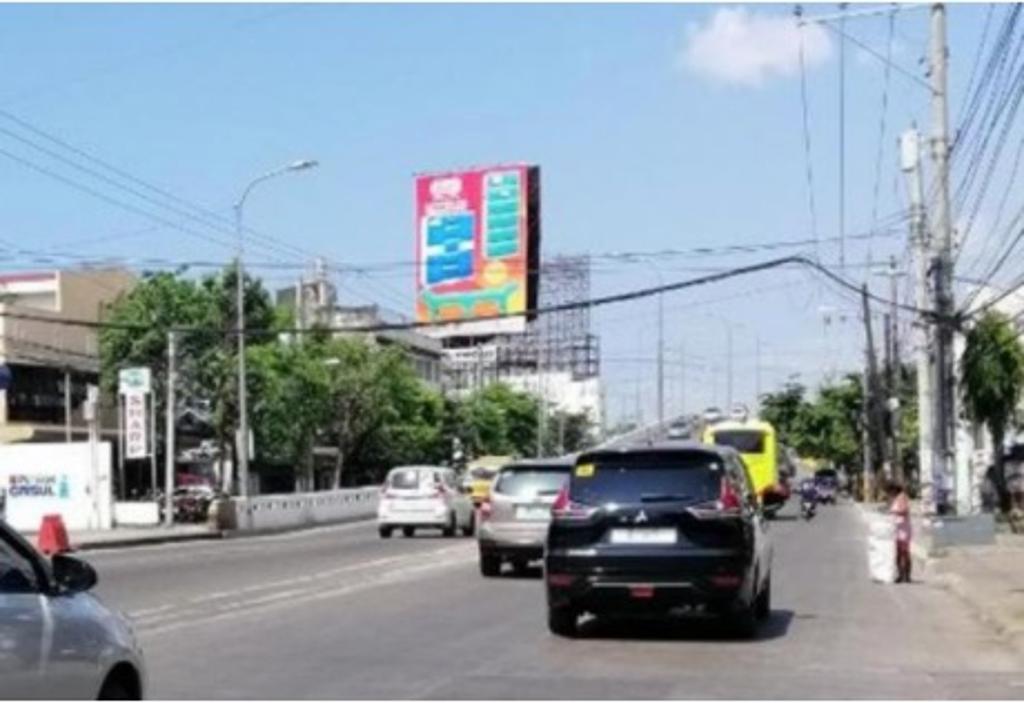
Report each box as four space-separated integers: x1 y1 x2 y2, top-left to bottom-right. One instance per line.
477 457 574 577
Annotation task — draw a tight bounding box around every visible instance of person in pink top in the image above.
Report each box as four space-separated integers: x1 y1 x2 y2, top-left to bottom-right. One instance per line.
888 482 912 583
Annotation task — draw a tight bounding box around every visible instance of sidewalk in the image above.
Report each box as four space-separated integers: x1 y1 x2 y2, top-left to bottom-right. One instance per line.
858 500 1024 654
928 534 1024 654
22 523 223 551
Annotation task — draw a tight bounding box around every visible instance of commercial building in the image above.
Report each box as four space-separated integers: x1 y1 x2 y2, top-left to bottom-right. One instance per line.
0 268 136 444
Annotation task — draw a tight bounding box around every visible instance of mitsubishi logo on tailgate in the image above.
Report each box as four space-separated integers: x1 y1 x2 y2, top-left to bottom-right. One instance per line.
634 510 649 524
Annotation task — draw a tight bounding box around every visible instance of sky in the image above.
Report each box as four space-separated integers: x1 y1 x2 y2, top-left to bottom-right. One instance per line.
0 3 1004 426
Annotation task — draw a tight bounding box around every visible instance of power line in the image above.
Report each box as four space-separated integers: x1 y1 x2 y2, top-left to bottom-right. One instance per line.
871 9 897 236
0 255 930 337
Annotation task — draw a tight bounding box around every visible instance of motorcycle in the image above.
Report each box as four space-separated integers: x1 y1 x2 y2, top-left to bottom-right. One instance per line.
801 496 817 520
798 479 817 520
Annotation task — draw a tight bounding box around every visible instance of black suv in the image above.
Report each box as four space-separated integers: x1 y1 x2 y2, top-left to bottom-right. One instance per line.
544 442 772 638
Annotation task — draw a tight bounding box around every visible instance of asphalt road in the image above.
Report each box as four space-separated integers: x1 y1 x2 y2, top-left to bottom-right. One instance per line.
84 504 1024 699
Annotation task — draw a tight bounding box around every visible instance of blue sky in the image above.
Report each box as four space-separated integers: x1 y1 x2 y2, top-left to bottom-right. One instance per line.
0 3 999 424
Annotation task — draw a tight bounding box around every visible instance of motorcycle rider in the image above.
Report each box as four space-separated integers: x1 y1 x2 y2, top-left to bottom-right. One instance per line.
799 477 818 518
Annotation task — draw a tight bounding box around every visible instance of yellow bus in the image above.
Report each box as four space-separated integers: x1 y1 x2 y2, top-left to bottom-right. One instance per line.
701 419 784 507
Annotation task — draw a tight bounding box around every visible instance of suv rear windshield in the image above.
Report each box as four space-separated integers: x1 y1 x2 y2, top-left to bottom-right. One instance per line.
388 469 425 489
711 430 765 453
815 469 837 480
494 466 569 498
571 452 724 505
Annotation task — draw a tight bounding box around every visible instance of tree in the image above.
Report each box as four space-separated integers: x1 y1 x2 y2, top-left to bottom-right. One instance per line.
247 342 331 491
760 382 810 453
322 338 423 489
960 310 1024 512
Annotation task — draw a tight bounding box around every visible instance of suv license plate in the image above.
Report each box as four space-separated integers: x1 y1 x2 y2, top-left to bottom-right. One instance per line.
610 528 676 545
516 506 550 520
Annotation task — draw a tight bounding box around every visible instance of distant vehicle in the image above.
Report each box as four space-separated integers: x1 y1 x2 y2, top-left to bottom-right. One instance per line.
461 456 511 506
378 466 475 538
666 421 690 440
477 457 574 577
702 419 787 516
545 442 773 638
813 468 839 505
0 521 146 699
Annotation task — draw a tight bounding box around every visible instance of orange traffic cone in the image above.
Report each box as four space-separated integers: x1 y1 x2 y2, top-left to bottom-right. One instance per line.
37 514 71 555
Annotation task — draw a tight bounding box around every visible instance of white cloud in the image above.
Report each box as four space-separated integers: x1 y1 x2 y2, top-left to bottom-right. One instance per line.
680 8 832 86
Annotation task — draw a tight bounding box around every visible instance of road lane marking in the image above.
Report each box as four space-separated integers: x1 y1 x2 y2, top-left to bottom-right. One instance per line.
136 549 475 636
128 544 473 629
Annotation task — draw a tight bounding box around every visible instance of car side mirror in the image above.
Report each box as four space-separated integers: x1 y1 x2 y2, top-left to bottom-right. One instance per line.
52 554 97 594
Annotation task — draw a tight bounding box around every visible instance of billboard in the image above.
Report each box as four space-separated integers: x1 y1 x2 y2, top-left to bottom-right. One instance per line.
415 165 540 336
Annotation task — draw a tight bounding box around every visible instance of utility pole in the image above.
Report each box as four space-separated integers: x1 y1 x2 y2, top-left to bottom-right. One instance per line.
861 285 885 500
875 256 905 484
679 342 686 418
929 3 960 513
755 336 762 413
64 368 72 442
164 331 177 528
838 2 848 270
901 127 936 511
657 290 664 426
726 326 734 410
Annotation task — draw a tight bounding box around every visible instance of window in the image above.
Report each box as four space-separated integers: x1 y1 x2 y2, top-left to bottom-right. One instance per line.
494 466 569 498
0 534 39 594
711 430 766 454
388 469 423 489
571 452 723 505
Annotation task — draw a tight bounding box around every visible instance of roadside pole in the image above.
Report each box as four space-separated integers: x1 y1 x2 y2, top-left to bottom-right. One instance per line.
64 368 72 442
164 331 177 527
929 2 962 513
901 127 936 513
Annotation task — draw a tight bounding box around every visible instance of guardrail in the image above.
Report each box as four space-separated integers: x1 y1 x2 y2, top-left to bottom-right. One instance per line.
233 486 380 532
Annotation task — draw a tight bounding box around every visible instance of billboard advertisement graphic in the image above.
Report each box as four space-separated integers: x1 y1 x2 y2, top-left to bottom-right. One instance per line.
415 165 539 336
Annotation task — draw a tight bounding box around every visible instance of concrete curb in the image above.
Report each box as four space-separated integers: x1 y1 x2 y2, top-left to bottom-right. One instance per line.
73 530 225 551
71 515 378 551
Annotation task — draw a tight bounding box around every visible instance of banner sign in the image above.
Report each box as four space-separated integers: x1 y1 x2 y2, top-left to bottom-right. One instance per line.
125 391 149 459
118 367 151 396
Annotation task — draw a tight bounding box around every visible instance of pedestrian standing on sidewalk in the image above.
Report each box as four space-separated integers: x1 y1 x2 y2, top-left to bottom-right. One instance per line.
888 481 912 583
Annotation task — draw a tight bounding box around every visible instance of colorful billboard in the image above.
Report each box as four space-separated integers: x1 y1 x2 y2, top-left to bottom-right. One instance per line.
415 165 540 336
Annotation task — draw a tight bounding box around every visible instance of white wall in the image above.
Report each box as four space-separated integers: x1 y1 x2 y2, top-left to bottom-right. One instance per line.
505 372 603 425
236 487 379 532
0 442 112 533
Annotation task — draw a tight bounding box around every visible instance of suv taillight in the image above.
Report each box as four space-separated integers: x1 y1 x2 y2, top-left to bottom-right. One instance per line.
687 477 743 519
720 477 742 512
550 485 597 521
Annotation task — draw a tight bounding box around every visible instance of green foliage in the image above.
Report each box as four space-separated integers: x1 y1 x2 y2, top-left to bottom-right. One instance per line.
101 269 592 491
961 310 1024 511
760 375 862 471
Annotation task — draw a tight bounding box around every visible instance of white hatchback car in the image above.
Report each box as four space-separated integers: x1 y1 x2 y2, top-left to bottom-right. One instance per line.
0 521 146 699
377 466 475 538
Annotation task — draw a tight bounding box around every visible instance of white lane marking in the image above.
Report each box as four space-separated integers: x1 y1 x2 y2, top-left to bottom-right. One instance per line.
137 550 474 636
128 544 471 626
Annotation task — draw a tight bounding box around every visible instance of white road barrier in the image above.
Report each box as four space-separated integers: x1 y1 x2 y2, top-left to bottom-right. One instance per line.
233 487 380 532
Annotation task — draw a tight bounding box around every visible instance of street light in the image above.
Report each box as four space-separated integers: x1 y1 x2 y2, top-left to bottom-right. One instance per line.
233 158 318 499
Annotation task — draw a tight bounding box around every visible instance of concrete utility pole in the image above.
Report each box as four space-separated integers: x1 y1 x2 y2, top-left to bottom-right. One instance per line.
901 127 936 512
755 336 763 413
929 3 960 513
726 326 734 410
679 342 686 417
164 330 177 528
875 256 905 484
861 285 884 500
657 289 665 426
64 368 72 442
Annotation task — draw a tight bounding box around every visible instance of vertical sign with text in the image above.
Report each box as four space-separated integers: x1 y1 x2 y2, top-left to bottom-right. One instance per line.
124 391 149 459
